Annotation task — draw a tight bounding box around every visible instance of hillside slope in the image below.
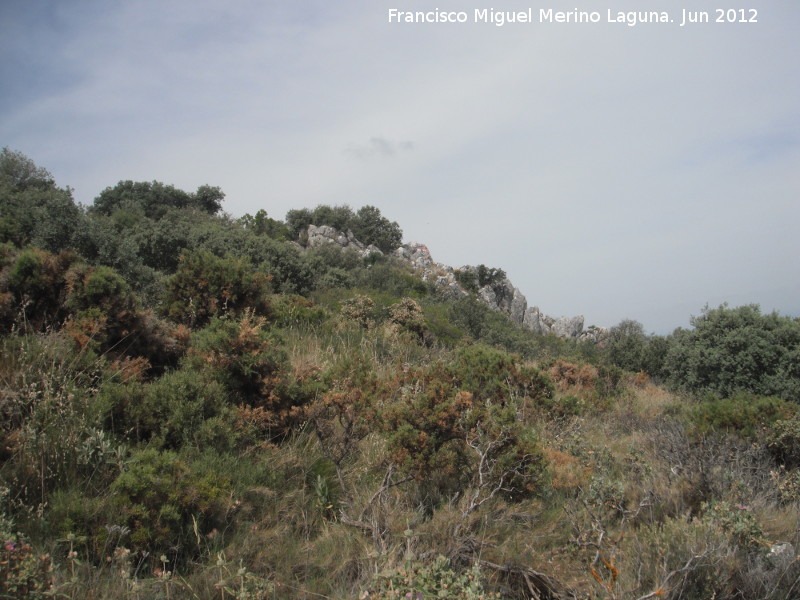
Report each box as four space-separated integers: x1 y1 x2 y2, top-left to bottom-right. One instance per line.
2 149 800 599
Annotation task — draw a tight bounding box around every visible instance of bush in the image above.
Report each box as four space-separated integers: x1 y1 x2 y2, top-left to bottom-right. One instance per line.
105 369 232 450
369 556 499 599
1 248 78 330
110 448 233 563
690 393 794 439
450 344 553 405
766 413 800 468
286 204 403 253
663 304 800 400
184 313 316 440
0 526 52 598
384 355 549 505
91 180 223 220
162 250 270 327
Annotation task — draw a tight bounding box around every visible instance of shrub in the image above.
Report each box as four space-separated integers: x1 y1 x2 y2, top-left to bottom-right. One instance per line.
110 448 233 562
766 413 800 468
339 294 378 329
384 356 549 506
308 353 380 473
0 527 52 598
453 264 506 296
108 369 232 450
387 297 429 343
700 500 766 551
369 556 500 599
663 304 800 400
451 344 553 406
162 250 270 327
1 248 78 330
690 393 794 439
185 313 316 440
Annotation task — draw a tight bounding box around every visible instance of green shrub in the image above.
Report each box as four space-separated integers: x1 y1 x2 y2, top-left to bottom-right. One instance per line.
270 294 328 327
766 413 800 468
355 261 428 297
664 304 800 400
449 344 553 405
0 526 52 598
690 393 794 439
2 248 78 330
369 556 501 599
700 500 766 551
162 250 270 327
110 448 233 562
151 371 231 449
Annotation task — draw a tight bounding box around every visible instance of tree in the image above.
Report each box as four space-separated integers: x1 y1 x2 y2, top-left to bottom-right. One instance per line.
285 204 403 253
0 148 82 252
239 209 290 240
349 205 403 253
663 304 800 400
606 319 647 372
0 147 54 190
91 181 223 220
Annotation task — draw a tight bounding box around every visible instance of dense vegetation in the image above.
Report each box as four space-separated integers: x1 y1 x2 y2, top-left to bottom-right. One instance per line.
2 147 800 599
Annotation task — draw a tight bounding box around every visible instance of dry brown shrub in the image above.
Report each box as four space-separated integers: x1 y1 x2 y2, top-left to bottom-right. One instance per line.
633 370 650 388
547 359 598 391
543 447 591 493
109 355 150 382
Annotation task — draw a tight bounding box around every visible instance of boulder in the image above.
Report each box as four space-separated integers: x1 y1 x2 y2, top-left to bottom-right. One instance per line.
552 315 584 338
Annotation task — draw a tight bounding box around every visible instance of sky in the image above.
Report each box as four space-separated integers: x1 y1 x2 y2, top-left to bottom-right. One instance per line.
1 0 798 333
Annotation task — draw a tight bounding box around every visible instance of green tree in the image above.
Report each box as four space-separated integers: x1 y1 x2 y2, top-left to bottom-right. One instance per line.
239 209 290 240
0 148 82 252
663 304 800 400
91 180 223 220
606 319 647 372
349 205 403 253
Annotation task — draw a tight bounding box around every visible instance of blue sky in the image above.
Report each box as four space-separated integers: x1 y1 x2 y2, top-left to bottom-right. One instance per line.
2 0 798 333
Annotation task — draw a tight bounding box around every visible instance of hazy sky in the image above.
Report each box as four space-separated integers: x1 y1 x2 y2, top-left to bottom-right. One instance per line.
2 0 798 333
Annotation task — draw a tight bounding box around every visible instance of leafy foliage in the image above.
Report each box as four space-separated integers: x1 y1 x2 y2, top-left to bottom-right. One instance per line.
162 250 271 327
664 304 800 400
91 180 224 220
110 448 232 560
0 148 83 253
287 203 403 252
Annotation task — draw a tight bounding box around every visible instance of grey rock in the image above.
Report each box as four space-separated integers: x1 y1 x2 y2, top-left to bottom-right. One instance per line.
509 287 527 325
769 542 795 568
552 315 584 338
302 226 604 339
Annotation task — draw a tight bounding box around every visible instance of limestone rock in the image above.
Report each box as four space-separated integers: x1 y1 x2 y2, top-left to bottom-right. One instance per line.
510 288 527 325
299 225 605 340
552 315 584 338
306 224 383 259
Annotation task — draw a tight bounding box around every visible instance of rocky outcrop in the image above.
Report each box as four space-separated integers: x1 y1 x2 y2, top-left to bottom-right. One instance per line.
306 224 383 259
301 224 607 341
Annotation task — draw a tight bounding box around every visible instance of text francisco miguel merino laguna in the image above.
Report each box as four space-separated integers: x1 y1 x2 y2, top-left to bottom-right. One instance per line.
387 8 757 27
